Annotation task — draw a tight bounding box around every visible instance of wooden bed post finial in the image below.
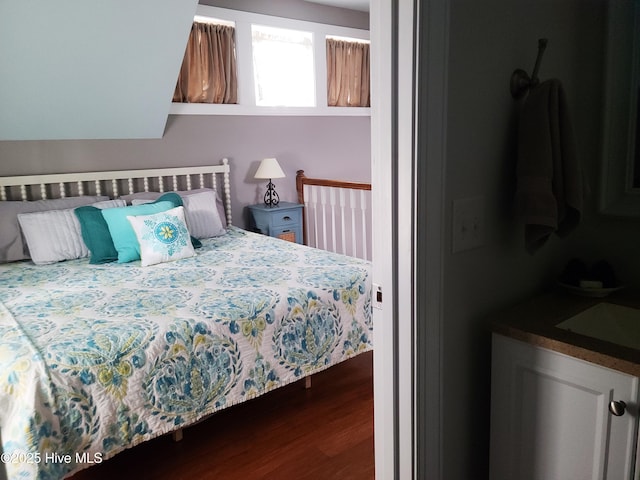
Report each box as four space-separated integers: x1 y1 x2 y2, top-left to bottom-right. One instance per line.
295 170 308 245
296 170 306 206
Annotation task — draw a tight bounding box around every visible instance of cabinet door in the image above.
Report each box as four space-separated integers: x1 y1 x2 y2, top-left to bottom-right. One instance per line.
490 334 639 480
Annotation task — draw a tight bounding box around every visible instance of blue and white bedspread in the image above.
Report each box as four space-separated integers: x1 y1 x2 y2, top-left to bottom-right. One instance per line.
0 227 372 480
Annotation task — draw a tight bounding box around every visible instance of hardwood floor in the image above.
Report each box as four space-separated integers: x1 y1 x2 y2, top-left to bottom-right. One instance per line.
70 351 374 480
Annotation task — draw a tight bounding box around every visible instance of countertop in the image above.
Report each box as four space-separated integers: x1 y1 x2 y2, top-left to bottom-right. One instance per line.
491 288 640 377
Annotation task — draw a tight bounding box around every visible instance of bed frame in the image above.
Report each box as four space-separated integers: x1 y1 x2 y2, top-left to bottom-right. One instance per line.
296 170 372 260
0 160 374 480
0 158 233 227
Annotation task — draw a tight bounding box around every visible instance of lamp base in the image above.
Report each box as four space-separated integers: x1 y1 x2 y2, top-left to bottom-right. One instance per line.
264 180 280 207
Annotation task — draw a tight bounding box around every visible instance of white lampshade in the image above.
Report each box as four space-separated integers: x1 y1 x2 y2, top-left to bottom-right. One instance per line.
254 157 286 179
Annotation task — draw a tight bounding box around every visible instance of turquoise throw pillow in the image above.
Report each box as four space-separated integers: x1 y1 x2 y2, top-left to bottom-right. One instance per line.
101 193 182 263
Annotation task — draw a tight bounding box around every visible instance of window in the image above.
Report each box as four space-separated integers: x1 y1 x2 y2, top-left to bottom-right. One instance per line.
326 36 370 107
173 19 238 104
170 6 369 116
251 25 315 107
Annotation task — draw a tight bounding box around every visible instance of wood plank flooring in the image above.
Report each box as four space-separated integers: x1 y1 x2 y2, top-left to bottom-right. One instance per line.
70 351 374 480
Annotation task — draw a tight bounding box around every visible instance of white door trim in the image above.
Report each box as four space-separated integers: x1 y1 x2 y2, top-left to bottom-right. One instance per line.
371 0 448 478
370 0 397 477
396 0 417 477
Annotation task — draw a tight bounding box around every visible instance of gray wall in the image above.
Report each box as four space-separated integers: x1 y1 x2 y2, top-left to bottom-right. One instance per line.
0 115 370 229
0 1 371 229
201 0 369 29
437 0 640 479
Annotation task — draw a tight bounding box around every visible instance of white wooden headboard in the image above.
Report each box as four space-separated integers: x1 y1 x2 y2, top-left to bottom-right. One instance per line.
0 158 233 226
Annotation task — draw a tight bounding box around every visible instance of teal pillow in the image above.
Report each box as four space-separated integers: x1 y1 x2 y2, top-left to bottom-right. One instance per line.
75 206 119 264
101 193 182 263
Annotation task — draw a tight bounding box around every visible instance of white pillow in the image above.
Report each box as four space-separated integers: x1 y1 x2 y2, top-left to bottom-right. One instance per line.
127 206 196 267
0 195 110 263
131 190 225 239
17 199 126 265
181 190 225 239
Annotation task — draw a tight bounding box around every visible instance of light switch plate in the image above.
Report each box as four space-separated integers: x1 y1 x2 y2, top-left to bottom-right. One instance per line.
452 196 485 253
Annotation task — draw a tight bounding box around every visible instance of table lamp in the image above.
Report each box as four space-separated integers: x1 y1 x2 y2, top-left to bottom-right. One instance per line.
254 157 285 207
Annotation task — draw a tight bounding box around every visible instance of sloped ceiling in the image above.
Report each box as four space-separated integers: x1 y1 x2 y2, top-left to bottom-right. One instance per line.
0 1 198 140
303 0 369 12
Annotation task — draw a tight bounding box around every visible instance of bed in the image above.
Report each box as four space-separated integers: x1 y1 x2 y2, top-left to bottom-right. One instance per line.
0 160 372 480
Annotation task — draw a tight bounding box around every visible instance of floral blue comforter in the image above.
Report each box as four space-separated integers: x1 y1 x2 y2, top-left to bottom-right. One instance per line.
0 227 372 479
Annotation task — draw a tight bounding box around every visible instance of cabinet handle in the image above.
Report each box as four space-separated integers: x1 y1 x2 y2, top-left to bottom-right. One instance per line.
283 216 291 221
609 400 627 416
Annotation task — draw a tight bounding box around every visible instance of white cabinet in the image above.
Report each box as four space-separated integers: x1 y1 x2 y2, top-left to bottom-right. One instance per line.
490 334 640 480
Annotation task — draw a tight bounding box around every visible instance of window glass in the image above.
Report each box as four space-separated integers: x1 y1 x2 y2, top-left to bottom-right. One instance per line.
251 25 315 107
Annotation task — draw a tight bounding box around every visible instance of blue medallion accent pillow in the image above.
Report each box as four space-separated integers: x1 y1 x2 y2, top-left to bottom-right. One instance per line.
101 193 182 263
127 206 196 266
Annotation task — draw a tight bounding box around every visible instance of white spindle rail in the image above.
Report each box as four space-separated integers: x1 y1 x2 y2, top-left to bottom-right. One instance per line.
296 171 371 261
0 159 233 226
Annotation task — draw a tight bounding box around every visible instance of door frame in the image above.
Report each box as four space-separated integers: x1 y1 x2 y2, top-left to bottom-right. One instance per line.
371 0 448 478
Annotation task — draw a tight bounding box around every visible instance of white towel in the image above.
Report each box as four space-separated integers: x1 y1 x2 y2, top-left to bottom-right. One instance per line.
515 79 583 253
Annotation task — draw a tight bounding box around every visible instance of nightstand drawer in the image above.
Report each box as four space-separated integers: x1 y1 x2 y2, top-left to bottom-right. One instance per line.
276 231 297 243
271 209 301 228
272 225 302 243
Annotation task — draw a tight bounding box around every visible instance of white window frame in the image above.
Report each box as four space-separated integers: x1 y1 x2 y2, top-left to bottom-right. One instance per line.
170 5 370 117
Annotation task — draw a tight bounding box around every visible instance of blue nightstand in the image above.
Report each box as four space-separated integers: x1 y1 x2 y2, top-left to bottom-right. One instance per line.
248 202 304 244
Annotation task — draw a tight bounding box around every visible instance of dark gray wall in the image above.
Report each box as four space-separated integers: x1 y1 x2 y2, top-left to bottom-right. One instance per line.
438 0 635 479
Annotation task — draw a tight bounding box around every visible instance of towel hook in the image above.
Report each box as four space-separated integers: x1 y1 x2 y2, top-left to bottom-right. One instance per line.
510 38 548 99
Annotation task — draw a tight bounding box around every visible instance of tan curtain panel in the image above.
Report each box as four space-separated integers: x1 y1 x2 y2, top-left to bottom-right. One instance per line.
173 22 238 104
326 38 370 107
